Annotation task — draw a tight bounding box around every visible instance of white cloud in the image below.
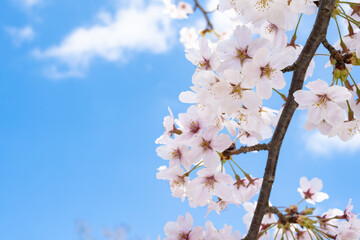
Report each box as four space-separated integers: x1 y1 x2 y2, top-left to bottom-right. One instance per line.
33 4 174 79
304 131 360 156
6 26 35 46
17 0 41 8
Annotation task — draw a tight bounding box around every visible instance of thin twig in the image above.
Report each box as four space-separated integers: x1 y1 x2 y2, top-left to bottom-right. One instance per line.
266 206 287 224
281 63 297 73
223 143 268 158
322 38 343 61
193 0 214 33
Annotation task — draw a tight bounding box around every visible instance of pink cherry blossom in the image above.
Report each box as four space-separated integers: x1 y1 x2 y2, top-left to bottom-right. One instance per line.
164 213 204 240
297 177 329 205
243 47 286 99
187 168 234 207
190 127 232 169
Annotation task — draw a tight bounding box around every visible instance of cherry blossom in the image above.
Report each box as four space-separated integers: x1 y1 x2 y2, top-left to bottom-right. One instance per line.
187 168 234 207
164 213 204 240
294 79 352 126
190 127 232 169
186 38 221 71
243 47 286 99
203 221 240 240
297 177 329 205
216 25 270 72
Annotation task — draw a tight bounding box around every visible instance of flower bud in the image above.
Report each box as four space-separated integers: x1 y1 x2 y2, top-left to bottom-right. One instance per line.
300 206 315 215
285 205 298 215
333 68 341 79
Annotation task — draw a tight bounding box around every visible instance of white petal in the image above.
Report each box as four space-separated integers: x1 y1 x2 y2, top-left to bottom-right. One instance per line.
164 221 178 235
327 85 352 102
293 90 318 107
211 133 232 152
305 79 328 94
324 101 345 126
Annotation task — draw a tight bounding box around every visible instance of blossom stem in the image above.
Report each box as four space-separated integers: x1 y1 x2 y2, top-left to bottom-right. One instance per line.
346 100 354 121
296 198 305 206
334 17 346 51
272 88 287 102
338 12 360 27
274 228 281 240
307 228 315 240
314 53 330 56
228 160 237 175
184 161 203 176
347 69 360 97
230 159 247 176
311 228 323 240
257 223 276 238
289 228 296 240
290 13 303 45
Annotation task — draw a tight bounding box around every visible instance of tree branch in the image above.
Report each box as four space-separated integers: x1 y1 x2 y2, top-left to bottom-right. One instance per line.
266 206 287 224
322 38 343 60
243 0 336 239
223 143 268 158
193 0 214 33
281 63 297 73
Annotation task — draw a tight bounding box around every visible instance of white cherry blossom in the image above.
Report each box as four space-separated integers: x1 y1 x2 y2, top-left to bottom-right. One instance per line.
190 127 232 169
216 25 270 72
187 168 234 207
294 79 352 126
164 213 204 240
243 47 286 99
297 177 329 205
156 165 189 201
186 38 221 71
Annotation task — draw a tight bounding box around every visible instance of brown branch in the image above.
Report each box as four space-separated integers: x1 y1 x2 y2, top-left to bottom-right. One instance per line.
223 143 268 158
281 63 297 73
193 0 214 33
266 206 287 224
322 38 343 61
243 0 336 239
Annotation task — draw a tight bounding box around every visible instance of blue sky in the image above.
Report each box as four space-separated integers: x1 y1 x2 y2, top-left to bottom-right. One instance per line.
1 0 360 239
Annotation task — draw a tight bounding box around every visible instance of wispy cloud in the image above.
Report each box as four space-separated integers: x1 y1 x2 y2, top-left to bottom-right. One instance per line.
304 131 360 156
6 25 35 46
33 3 174 79
16 0 41 8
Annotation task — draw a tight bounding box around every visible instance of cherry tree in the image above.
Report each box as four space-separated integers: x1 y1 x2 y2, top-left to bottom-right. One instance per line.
156 0 360 239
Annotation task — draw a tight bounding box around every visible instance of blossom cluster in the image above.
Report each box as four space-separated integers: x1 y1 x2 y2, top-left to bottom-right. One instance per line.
161 212 241 240
157 0 360 239
160 177 360 240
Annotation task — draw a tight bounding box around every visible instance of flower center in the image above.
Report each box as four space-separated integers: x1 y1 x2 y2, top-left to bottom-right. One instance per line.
230 83 245 99
265 23 278 34
198 58 211 70
204 175 216 189
189 121 200 134
255 0 271 11
303 189 315 199
260 64 274 79
313 94 330 109
171 148 182 160
201 139 212 151
178 231 191 240
236 47 252 65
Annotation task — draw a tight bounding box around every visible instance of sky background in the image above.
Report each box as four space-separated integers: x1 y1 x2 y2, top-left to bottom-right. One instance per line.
1 0 360 239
